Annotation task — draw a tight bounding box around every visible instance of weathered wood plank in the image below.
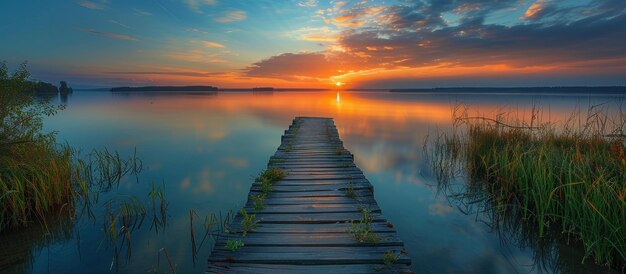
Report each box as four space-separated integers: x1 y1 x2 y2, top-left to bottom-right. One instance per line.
215 232 403 247
231 212 386 224
209 246 411 265
273 167 360 172
281 174 366 180
207 263 412 274
243 203 380 214
250 183 371 192
268 178 372 186
250 189 373 198
245 196 376 205
227 222 396 234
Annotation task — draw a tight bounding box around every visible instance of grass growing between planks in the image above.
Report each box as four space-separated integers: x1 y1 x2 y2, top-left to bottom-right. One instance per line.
225 239 244 252
250 167 286 212
347 206 380 244
257 167 286 185
431 103 626 269
239 208 258 237
250 194 265 210
382 250 400 266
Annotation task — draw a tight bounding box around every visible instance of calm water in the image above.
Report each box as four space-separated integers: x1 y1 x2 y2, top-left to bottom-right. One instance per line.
1 90 623 274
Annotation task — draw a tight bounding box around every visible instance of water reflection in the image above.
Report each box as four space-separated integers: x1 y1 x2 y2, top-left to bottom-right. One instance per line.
433 177 621 274
0 213 74 273
3 90 622 273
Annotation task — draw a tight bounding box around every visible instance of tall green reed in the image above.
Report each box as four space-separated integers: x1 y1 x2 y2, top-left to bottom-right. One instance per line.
430 102 626 269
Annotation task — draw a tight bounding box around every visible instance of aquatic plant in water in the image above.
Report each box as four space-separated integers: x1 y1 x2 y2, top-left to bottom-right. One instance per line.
429 103 626 269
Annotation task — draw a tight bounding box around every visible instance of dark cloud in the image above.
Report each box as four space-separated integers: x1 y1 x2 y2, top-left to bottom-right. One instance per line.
79 28 138 41
342 12 626 68
244 0 626 83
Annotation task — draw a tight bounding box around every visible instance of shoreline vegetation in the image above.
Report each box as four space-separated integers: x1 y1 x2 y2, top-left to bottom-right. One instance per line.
430 103 625 270
0 63 226 273
29 80 74 95
0 62 139 233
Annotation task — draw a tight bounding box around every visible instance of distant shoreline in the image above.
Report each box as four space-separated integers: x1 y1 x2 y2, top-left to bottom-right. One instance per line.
389 86 626 94
99 86 626 94
111 86 218 92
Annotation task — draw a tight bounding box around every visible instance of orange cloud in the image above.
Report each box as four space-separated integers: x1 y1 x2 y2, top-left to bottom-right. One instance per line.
301 34 338 42
453 3 481 14
184 0 217 13
77 0 104 10
244 52 353 80
203 41 226 48
215 10 246 23
523 0 546 19
333 14 365 27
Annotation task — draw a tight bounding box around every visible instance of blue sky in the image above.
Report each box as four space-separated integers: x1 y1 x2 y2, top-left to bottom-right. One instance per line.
1 0 625 88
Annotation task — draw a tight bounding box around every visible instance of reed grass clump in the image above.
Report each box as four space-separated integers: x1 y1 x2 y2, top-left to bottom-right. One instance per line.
431 103 626 268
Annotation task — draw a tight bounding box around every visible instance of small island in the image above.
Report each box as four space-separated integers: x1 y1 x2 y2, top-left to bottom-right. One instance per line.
111 86 218 92
252 87 274 91
28 80 73 95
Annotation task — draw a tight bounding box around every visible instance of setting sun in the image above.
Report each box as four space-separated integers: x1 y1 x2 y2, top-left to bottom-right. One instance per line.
335 81 344 87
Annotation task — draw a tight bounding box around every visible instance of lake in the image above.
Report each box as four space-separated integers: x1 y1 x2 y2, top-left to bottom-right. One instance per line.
1 90 623 273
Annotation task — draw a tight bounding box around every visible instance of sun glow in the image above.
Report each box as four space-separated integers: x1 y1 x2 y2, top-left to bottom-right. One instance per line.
335 81 344 87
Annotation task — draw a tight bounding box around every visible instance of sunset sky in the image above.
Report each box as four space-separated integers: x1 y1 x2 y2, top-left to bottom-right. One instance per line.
1 0 625 88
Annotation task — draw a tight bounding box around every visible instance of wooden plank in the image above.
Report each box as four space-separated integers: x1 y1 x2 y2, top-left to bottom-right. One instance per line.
215 232 403 247
243 203 380 214
273 167 359 172
274 151 352 156
251 189 373 198
269 163 357 169
209 246 411 265
279 170 363 175
230 212 386 224
226 222 396 234
207 263 412 274
250 183 371 192
268 178 370 186
270 157 356 162
281 174 366 180
245 196 377 205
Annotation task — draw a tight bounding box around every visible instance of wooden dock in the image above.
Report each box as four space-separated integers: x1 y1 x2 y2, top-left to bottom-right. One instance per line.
207 117 412 273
